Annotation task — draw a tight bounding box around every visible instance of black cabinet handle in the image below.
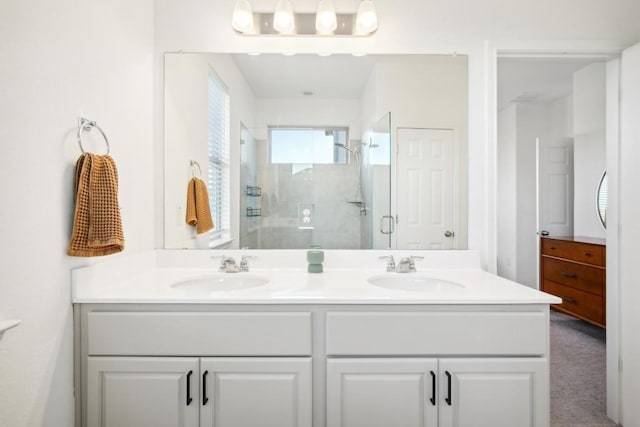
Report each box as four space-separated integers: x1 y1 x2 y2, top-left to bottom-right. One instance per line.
445 371 452 406
560 271 577 278
430 371 436 405
562 296 577 304
186 370 193 405
202 370 209 405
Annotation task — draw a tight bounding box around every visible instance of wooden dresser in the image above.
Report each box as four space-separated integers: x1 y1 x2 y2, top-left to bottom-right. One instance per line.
540 236 606 328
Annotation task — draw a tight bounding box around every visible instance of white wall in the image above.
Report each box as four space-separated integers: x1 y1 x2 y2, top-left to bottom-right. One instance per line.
605 58 620 424
497 105 517 280
0 1 154 426
573 63 607 238
619 42 640 427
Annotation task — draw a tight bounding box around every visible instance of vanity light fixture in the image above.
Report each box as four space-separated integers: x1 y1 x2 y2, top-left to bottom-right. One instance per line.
231 0 378 36
315 0 338 34
355 0 378 35
232 0 255 33
273 0 295 34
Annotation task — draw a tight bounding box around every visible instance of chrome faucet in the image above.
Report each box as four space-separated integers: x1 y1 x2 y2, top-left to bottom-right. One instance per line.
239 255 256 272
214 255 240 273
395 256 425 273
379 255 396 272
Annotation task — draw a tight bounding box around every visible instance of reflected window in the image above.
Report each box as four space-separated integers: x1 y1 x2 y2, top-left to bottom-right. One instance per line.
208 69 230 244
270 127 348 164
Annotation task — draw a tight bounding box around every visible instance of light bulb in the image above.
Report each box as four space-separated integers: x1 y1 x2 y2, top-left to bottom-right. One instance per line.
315 0 337 34
273 0 295 34
232 0 254 33
355 0 377 35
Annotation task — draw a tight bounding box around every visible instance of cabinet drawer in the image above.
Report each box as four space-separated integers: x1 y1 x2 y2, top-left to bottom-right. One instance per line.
541 257 604 296
326 312 547 356
87 312 312 356
541 239 604 266
542 280 604 326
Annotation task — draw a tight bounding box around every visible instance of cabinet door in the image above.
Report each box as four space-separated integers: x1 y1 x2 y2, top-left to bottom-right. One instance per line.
439 358 548 427
327 358 438 427
200 357 312 427
86 357 199 427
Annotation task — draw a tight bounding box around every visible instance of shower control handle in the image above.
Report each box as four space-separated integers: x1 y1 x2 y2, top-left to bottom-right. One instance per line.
379 216 395 235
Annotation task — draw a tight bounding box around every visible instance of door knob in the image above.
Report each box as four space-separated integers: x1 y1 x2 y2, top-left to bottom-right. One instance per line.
444 230 454 238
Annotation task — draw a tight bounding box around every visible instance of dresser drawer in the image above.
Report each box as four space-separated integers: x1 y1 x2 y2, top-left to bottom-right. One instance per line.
541 257 605 296
542 280 604 326
541 238 604 266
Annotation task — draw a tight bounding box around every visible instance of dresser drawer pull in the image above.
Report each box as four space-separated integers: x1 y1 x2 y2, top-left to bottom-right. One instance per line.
562 296 577 304
560 271 577 278
584 252 592 257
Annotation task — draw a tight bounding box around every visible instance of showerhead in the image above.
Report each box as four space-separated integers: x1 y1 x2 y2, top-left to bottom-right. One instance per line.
334 142 356 153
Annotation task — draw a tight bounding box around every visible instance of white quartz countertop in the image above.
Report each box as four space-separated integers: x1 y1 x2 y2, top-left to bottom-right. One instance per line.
72 250 561 305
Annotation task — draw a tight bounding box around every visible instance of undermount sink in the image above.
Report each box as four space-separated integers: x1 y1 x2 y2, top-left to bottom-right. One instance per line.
367 274 464 292
170 274 269 293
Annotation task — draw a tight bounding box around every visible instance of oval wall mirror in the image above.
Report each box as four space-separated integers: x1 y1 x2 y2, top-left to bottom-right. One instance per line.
597 171 608 229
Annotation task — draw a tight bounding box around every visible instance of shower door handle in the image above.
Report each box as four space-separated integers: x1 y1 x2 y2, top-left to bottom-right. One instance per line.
379 215 394 235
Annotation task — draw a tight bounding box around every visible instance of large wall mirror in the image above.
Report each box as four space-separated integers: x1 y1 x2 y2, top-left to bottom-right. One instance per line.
164 53 468 250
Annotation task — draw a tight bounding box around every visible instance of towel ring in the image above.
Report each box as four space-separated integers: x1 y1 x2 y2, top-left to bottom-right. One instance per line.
77 117 110 155
190 160 202 178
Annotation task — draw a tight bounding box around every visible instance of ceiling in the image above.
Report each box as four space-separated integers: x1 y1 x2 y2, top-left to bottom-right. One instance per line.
231 53 377 99
497 57 610 111
231 53 466 99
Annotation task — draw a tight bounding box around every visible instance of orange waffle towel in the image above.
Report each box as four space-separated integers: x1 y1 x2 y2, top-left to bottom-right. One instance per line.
67 153 124 256
186 177 214 234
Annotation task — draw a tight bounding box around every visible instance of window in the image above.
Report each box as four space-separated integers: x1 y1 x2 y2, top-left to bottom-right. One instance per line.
208 69 230 245
270 127 349 164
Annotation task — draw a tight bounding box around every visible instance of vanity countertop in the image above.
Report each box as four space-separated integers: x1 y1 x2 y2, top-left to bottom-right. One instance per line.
72 250 561 305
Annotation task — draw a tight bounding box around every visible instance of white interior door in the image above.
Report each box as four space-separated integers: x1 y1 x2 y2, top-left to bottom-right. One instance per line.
537 137 574 237
396 128 456 249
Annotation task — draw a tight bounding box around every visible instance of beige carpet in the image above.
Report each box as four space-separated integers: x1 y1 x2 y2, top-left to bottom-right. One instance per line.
550 311 617 427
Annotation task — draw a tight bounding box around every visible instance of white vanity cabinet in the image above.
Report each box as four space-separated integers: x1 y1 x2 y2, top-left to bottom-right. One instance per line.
86 357 311 427
200 357 312 427
75 304 551 427
326 358 546 427
87 357 200 427
438 358 546 427
326 358 439 427
78 309 313 427
325 310 550 427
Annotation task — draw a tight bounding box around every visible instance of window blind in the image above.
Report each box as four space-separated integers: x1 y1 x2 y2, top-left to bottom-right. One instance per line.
208 70 230 245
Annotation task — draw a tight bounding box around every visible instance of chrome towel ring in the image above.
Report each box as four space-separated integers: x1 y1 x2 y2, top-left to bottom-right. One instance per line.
190 160 202 178
77 117 110 155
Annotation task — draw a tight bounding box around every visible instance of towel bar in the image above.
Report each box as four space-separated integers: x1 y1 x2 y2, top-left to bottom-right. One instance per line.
77 117 110 155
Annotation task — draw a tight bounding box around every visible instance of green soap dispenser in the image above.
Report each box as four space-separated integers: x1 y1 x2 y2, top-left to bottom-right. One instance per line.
306 246 324 273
